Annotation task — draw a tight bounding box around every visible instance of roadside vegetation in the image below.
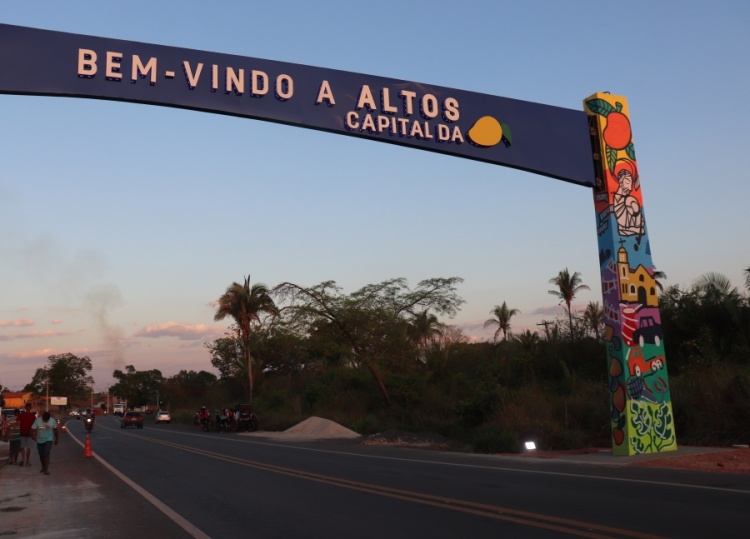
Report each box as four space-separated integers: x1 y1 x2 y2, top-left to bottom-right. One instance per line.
4 267 749 453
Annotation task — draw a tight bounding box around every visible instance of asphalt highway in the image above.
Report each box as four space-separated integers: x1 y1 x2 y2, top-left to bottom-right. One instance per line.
2 417 749 538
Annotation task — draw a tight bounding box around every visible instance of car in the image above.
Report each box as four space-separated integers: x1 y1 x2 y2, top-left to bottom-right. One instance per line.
155 410 171 423
633 316 663 347
69 408 85 418
120 411 143 429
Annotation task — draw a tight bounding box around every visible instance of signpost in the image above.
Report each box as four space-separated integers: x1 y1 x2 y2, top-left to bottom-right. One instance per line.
0 24 675 455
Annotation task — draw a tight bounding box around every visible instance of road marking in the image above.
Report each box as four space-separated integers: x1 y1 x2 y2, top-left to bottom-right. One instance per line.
128 425 750 496
109 429 665 539
65 430 211 539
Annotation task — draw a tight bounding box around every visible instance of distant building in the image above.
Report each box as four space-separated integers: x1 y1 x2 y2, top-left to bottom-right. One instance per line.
1 391 34 410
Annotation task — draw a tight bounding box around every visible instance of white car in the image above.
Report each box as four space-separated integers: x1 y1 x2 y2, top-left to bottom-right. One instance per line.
155 410 171 423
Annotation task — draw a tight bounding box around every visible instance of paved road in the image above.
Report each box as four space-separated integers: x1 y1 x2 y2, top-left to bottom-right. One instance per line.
2 417 749 538
0 419 196 538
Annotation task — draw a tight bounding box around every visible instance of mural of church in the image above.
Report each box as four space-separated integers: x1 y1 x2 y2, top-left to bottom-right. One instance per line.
617 246 658 307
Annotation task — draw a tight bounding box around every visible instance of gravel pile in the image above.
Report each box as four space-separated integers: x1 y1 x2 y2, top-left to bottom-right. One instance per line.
244 416 360 440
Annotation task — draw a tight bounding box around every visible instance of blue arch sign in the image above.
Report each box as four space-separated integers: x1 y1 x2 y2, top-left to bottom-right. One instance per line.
0 24 594 186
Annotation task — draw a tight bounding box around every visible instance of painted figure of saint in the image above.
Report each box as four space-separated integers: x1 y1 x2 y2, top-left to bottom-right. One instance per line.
612 159 643 237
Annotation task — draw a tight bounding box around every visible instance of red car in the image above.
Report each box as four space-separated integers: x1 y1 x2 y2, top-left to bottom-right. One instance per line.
120 411 143 429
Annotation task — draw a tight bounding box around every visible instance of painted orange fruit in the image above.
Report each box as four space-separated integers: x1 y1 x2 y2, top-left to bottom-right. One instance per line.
467 116 503 147
609 357 623 377
613 428 625 445
612 382 626 412
603 111 631 150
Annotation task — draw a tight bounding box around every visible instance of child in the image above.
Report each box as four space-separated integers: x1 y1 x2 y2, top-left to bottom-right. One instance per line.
8 412 21 465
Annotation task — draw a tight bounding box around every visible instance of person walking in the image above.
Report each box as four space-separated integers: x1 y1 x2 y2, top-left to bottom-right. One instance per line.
7 412 21 465
17 402 37 467
31 411 59 475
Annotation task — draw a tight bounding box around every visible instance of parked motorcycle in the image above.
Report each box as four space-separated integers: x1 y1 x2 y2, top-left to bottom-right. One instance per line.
84 415 95 432
235 404 259 432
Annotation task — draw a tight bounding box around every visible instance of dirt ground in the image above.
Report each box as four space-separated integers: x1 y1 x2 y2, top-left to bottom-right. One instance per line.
515 446 750 473
629 447 750 473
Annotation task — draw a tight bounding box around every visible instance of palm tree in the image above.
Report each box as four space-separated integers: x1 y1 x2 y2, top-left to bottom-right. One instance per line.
409 310 443 346
695 272 738 297
548 268 590 339
582 301 605 340
514 329 540 350
484 301 521 342
409 310 443 363
653 267 668 294
214 276 279 406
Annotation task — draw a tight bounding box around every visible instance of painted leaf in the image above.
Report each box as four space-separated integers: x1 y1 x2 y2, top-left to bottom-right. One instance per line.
586 98 615 117
606 147 618 174
500 123 513 145
625 142 636 161
630 436 647 454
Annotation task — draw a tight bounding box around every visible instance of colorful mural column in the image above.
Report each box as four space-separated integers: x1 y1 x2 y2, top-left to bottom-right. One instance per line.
584 93 677 456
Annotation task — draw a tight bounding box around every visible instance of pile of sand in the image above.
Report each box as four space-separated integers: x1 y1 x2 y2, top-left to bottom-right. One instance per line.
245 416 360 440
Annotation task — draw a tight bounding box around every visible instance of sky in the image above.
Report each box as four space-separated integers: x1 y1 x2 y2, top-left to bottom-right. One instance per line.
2 1 749 392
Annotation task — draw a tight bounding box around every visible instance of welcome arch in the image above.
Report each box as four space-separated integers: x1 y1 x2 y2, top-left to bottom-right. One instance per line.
0 24 675 456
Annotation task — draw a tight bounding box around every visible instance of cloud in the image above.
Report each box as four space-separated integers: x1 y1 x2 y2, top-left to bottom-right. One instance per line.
0 318 35 328
532 304 568 316
0 329 85 342
0 347 91 363
532 303 588 316
134 322 225 341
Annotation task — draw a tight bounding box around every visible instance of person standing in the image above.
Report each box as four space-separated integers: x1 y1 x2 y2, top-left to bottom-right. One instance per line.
31 411 59 475
7 412 21 465
17 402 37 467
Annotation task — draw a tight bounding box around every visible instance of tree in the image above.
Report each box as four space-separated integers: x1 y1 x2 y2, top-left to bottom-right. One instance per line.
214 276 279 406
161 370 217 408
744 266 750 294
653 267 668 294
513 329 540 350
483 302 520 342
408 309 443 361
205 331 245 380
548 268 590 339
274 277 464 405
695 272 739 298
582 301 605 340
110 365 164 408
26 353 94 400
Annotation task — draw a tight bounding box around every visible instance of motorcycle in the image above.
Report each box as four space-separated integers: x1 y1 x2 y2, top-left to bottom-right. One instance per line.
214 412 233 432
236 412 259 432
235 405 259 432
84 415 95 432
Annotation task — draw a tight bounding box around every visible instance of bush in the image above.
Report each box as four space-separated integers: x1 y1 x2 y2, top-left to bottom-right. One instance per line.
471 425 520 454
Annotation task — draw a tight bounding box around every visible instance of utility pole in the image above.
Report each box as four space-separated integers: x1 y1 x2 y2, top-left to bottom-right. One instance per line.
536 320 553 340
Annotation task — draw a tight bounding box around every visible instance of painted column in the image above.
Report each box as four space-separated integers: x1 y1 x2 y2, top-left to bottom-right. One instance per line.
584 93 677 456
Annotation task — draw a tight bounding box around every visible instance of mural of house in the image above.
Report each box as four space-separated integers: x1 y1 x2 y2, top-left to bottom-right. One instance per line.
617 246 658 307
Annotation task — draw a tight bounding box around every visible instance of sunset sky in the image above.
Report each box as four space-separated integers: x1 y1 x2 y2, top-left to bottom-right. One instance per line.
2 1 749 391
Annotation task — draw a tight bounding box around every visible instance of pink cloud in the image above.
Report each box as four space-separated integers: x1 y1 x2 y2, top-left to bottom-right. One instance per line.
0 329 85 342
1 347 90 362
134 322 225 341
0 318 35 328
